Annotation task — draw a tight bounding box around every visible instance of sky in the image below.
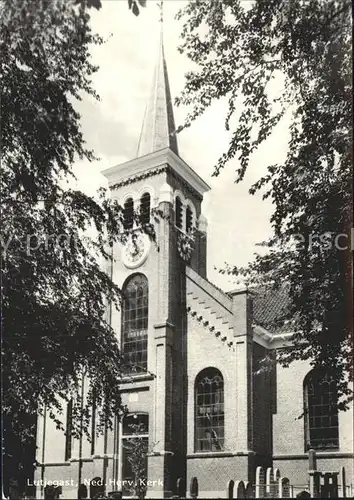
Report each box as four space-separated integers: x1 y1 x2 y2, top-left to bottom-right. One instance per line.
73 0 291 291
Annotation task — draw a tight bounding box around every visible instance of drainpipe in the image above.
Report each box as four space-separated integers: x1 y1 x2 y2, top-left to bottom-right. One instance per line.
77 372 85 499
103 416 108 494
41 406 47 499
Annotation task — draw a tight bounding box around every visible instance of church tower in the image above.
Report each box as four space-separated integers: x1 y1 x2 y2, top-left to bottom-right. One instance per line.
32 7 354 499
102 25 210 498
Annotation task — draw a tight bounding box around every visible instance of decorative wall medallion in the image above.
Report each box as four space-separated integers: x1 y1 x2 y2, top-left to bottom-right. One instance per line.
122 232 150 269
177 232 194 262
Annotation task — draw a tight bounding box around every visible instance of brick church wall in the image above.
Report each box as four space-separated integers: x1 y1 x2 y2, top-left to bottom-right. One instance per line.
273 359 354 487
252 342 273 467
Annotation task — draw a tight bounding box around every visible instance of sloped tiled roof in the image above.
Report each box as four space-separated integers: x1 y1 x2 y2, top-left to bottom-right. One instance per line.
252 284 294 334
187 265 295 337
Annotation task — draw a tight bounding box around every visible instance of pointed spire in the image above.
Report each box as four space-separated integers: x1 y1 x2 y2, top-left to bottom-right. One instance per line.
136 2 179 158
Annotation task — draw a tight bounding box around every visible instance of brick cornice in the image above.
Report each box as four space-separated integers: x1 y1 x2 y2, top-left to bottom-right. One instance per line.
103 149 209 200
153 321 175 330
187 450 256 459
109 164 203 203
273 452 353 460
110 164 167 191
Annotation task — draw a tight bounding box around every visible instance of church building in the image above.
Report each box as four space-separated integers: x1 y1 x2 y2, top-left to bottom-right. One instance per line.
34 27 353 500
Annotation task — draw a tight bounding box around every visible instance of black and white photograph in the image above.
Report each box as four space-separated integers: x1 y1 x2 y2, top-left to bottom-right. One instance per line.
1 0 353 498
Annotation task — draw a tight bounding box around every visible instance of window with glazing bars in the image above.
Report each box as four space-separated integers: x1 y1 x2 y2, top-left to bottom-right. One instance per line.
195 368 224 452
122 274 148 372
124 197 134 230
175 196 183 229
304 371 339 451
139 193 151 225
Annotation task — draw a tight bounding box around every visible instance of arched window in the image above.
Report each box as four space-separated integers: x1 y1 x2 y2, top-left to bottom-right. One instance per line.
122 274 148 372
175 196 183 229
304 370 339 451
139 192 151 225
122 413 149 497
124 197 134 230
186 205 193 233
195 368 224 452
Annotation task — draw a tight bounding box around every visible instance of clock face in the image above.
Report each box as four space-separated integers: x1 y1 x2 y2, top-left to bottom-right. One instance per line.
177 232 194 262
122 232 150 269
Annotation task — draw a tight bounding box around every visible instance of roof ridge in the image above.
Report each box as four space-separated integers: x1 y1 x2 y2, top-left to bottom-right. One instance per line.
186 267 233 312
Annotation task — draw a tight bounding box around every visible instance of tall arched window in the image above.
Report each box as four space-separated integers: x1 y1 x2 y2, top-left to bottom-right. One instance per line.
124 197 134 230
195 368 224 452
122 274 148 372
186 205 193 233
175 196 183 229
139 192 151 225
304 370 339 451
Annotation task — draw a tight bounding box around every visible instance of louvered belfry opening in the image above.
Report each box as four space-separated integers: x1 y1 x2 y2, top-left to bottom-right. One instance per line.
124 197 134 230
175 196 183 229
186 205 193 233
140 192 151 225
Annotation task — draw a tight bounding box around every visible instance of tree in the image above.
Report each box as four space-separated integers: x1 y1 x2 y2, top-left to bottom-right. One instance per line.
0 0 140 494
127 0 147 17
176 0 352 403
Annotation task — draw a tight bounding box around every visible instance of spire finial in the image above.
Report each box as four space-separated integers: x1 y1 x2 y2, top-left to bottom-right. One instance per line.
136 0 179 158
157 0 163 25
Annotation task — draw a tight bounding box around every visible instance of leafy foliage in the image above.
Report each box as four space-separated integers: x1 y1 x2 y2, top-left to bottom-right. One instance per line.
176 0 352 402
0 0 134 492
128 0 147 17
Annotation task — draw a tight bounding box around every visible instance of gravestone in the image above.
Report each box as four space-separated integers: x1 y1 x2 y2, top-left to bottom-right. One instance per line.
278 477 290 498
90 477 104 499
244 481 254 498
266 468 274 496
8 479 20 500
176 477 185 498
321 472 339 498
309 470 321 498
271 468 280 497
78 484 88 499
44 486 56 500
227 480 235 499
296 491 310 499
255 466 265 498
273 469 280 481
44 485 61 499
234 481 246 499
190 477 198 499
340 467 346 498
